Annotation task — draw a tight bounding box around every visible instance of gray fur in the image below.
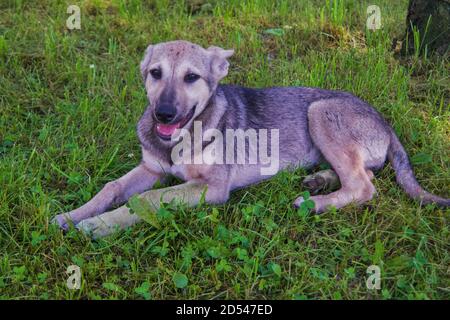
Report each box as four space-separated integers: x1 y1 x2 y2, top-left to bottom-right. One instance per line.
388 132 450 206
53 40 449 238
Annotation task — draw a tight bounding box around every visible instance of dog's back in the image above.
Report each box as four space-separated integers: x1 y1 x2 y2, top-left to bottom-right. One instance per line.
217 84 389 169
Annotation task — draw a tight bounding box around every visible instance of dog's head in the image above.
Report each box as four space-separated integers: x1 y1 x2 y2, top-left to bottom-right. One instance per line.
138 40 233 143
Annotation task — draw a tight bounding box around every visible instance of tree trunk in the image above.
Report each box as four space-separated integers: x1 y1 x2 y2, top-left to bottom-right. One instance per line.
401 0 450 55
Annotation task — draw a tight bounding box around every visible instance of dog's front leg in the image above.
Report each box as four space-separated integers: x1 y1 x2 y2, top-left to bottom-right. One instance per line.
76 180 229 239
52 164 162 230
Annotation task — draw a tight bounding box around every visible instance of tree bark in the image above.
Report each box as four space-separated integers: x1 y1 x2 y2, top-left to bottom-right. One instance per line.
401 0 450 55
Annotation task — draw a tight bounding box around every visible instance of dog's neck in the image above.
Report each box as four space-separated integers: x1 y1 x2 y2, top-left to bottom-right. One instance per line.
195 86 228 132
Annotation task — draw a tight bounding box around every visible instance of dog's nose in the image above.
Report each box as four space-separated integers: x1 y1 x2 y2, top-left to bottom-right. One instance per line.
155 104 177 123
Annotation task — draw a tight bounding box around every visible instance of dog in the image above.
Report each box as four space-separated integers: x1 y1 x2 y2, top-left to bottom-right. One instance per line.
53 40 449 238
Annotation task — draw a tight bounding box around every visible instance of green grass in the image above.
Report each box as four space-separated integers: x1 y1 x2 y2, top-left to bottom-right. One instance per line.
0 0 449 300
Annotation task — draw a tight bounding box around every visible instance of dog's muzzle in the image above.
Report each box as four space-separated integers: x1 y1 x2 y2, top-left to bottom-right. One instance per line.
155 105 196 140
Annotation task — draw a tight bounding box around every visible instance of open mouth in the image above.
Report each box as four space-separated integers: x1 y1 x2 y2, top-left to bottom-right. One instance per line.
155 105 196 140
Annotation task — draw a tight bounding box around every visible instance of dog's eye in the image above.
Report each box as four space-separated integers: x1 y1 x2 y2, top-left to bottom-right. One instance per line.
184 73 200 83
150 69 162 80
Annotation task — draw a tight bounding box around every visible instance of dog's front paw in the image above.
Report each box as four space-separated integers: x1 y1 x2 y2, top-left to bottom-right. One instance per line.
51 213 73 231
76 217 116 239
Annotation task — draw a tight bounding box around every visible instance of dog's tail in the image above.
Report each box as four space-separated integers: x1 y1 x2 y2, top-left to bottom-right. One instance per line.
387 130 449 207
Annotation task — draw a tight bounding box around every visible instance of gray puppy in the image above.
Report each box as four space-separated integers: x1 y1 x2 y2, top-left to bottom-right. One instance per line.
53 40 449 238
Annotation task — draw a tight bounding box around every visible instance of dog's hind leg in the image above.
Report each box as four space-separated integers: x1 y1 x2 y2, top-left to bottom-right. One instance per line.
294 149 376 213
76 180 230 239
293 99 385 213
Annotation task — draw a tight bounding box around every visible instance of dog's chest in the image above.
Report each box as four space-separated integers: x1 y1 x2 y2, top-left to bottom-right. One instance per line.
142 147 216 182
170 163 214 181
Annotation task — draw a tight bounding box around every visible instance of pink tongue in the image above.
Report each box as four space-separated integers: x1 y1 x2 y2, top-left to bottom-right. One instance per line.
156 122 181 136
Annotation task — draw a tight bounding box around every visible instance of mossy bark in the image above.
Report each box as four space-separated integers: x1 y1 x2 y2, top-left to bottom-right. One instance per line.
401 0 450 55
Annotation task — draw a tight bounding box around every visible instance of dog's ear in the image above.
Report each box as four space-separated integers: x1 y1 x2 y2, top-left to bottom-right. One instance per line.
140 44 154 82
207 46 234 81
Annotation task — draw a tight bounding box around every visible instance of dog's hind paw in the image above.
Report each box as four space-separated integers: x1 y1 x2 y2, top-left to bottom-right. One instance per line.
292 196 305 209
293 195 322 214
302 169 340 194
302 176 326 193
